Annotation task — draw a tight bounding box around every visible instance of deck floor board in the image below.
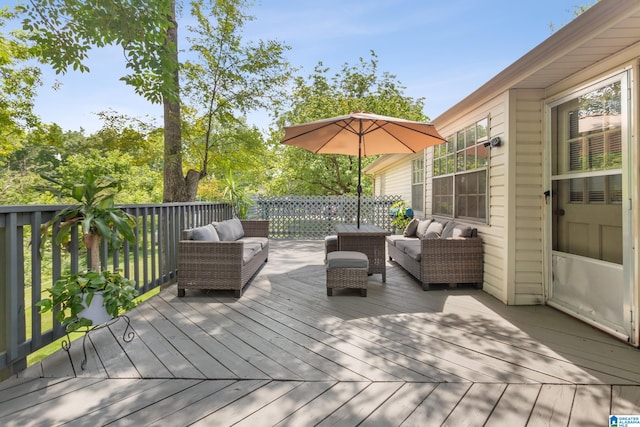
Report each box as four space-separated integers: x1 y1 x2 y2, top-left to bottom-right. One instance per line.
3 240 640 426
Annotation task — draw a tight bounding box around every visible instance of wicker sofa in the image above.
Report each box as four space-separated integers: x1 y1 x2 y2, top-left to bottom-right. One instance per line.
386 218 483 290
178 218 269 298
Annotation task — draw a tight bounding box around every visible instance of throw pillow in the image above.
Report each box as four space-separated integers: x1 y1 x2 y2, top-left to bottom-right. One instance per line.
190 224 220 241
425 220 445 239
214 218 245 241
441 221 474 238
415 219 433 239
403 218 420 237
452 224 474 238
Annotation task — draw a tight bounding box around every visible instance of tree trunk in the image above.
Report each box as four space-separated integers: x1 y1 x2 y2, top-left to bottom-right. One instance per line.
162 0 191 202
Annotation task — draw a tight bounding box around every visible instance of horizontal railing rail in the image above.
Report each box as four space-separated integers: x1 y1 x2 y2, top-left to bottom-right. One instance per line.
0 202 232 376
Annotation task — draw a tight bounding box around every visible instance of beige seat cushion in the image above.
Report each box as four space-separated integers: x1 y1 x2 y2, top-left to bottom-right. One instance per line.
326 251 369 269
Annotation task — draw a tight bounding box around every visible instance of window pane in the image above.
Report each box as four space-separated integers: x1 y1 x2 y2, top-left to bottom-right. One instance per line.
570 178 584 203
476 118 488 141
433 176 453 216
455 171 486 220
569 141 583 171
609 174 622 203
456 195 467 217
569 111 579 139
588 176 605 203
465 146 476 170
457 152 465 172
446 154 455 174
465 126 476 148
477 143 489 167
608 130 622 168
456 131 465 151
588 135 604 169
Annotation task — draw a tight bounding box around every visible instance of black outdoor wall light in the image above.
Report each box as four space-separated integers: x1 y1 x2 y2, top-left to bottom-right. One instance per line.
483 136 502 148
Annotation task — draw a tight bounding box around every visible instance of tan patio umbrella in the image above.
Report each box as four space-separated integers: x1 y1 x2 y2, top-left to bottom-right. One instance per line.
281 111 446 228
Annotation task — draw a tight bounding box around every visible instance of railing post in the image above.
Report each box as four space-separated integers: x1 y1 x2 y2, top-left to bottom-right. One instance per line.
0 214 26 379
0 225 8 380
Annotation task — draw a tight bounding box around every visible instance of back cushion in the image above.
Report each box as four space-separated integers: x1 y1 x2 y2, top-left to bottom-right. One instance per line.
441 221 474 238
424 221 445 239
188 224 220 241
214 218 245 241
403 218 420 237
415 219 433 239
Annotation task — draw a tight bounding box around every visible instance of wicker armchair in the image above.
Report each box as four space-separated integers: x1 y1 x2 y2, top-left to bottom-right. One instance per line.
177 220 269 298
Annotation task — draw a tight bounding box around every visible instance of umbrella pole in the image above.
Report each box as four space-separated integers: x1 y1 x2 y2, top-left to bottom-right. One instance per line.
357 131 362 228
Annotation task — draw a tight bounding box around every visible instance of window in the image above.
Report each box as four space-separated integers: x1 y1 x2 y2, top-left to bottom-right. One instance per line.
432 117 489 221
411 157 424 212
551 78 624 264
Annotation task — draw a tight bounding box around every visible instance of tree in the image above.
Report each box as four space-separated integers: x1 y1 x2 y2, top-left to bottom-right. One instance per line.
267 52 427 196
17 0 184 199
180 0 290 199
18 0 290 202
0 8 41 152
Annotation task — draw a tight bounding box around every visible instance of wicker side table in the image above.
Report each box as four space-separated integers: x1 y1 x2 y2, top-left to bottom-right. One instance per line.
326 251 369 297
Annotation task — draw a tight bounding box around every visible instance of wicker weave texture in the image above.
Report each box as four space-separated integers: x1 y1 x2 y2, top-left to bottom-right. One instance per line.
177 220 269 297
388 237 483 288
337 235 387 280
326 267 368 294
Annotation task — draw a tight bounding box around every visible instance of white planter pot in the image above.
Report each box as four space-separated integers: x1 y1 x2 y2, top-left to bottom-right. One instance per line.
79 292 113 325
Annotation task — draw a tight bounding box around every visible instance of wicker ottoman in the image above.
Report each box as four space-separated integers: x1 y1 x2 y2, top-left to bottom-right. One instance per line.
326 251 369 297
324 235 338 261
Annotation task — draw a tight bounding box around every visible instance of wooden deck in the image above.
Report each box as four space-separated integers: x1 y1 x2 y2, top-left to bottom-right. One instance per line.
2 240 640 426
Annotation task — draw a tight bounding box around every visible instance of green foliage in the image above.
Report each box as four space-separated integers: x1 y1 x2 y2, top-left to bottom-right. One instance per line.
183 0 291 118
390 200 412 232
268 52 428 196
0 8 42 145
40 171 137 271
221 169 253 218
36 270 138 332
0 115 164 205
181 0 291 200
18 0 176 103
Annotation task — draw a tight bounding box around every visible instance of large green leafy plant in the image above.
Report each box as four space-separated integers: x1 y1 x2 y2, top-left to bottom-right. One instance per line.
390 200 413 233
37 271 138 332
38 171 139 328
41 171 136 271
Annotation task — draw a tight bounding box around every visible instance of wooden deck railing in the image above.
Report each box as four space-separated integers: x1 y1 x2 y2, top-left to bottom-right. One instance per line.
0 202 232 376
1 195 401 377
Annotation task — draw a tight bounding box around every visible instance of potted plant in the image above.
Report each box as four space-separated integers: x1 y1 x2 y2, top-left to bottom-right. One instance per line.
37 170 139 330
37 270 138 332
390 200 414 234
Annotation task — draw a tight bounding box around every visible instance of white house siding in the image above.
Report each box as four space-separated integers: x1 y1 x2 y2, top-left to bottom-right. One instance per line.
510 89 546 305
429 94 510 303
372 158 413 203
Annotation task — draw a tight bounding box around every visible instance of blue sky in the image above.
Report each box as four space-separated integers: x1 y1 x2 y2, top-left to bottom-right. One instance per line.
6 0 591 133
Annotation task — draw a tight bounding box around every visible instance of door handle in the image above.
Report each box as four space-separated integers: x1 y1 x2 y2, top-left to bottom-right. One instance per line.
553 209 565 216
